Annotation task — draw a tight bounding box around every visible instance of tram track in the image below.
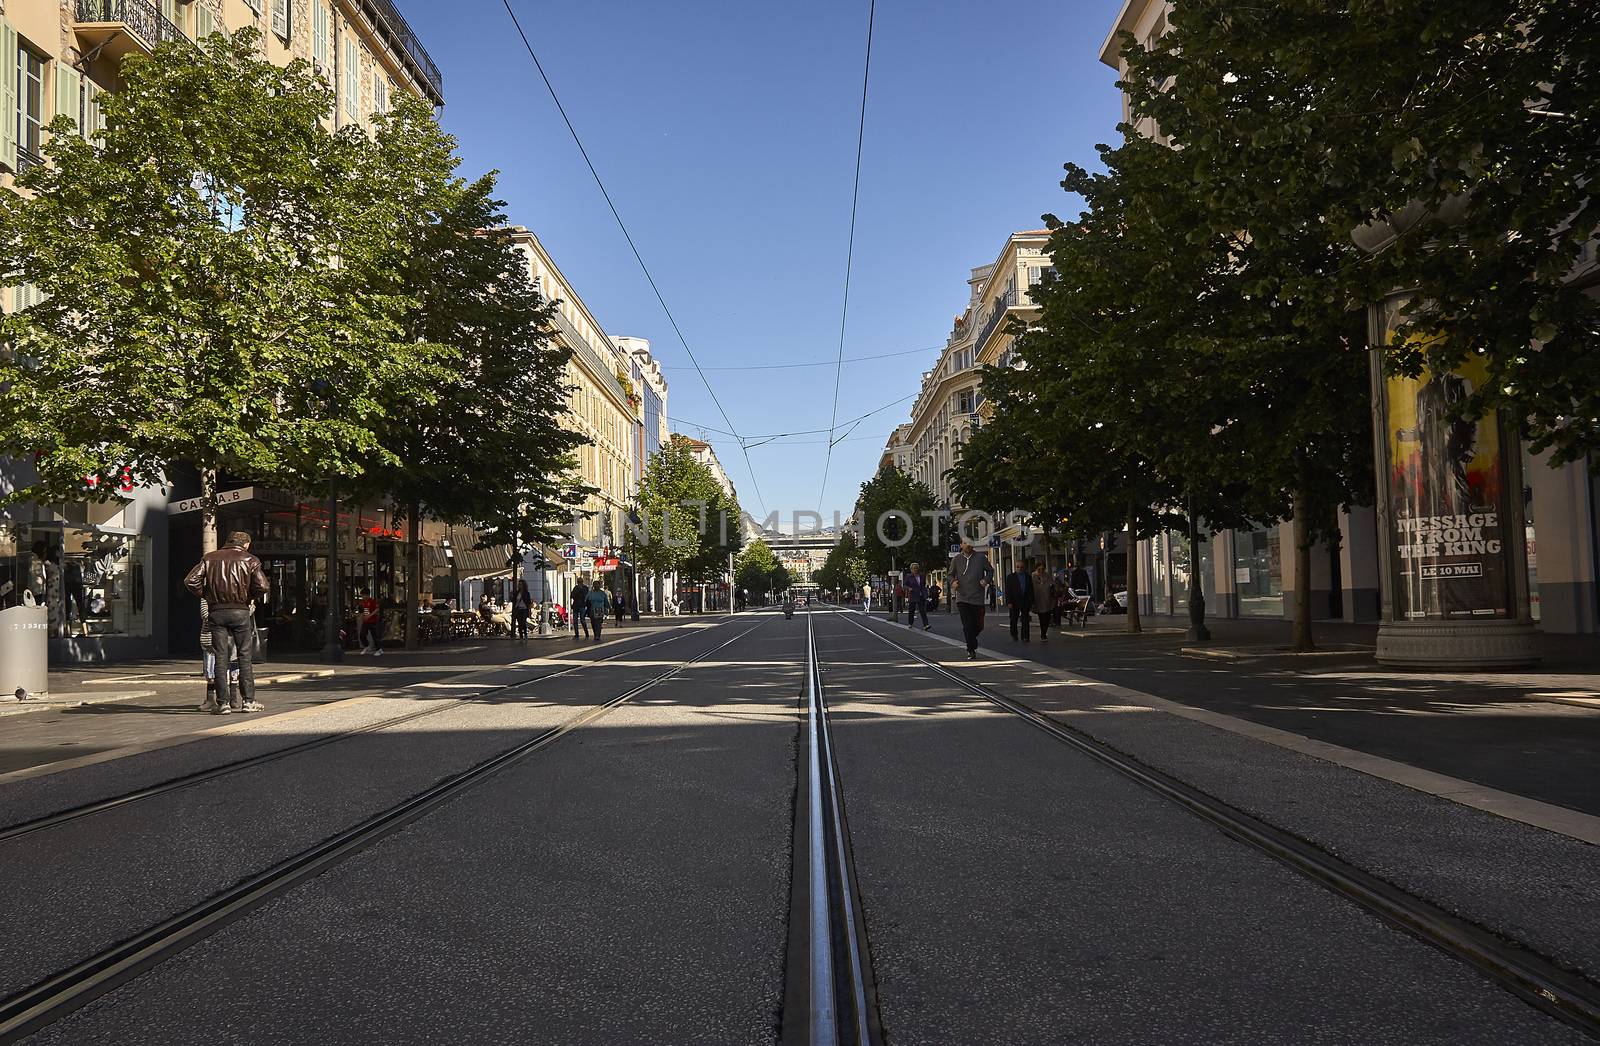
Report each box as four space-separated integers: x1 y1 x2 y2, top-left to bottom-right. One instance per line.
0 621 717 844
834 609 1600 1041
787 609 882 1046
0 616 769 1044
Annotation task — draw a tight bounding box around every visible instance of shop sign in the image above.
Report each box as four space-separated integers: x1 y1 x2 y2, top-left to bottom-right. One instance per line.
253 540 325 556
594 556 620 572
169 486 291 516
1385 353 1513 620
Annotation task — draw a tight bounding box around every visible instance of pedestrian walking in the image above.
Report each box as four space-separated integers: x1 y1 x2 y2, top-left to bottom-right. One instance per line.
948 539 994 659
1031 561 1055 640
587 583 612 641
183 531 269 714
613 587 626 626
571 579 591 640
511 579 533 640
196 596 243 714
928 581 941 612
1004 559 1035 642
357 588 383 656
903 562 931 631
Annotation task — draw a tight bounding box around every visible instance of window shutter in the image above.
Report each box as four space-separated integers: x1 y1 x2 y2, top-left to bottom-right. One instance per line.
196 5 215 39
85 78 104 133
272 0 289 40
162 0 177 24
343 38 359 121
313 3 329 72
55 63 81 136
1 18 17 173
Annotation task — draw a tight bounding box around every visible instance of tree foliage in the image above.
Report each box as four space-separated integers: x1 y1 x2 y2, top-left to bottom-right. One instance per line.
0 31 441 521
815 531 868 596
352 96 588 546
631 436 742 584
1125 0 1598 467
853 465 942 577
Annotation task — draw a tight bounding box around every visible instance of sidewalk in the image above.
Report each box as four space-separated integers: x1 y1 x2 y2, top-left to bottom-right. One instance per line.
870 604 1600 818
0 619 680 777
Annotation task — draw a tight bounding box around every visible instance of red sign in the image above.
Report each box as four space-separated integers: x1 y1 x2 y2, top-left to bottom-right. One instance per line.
594 556 620 572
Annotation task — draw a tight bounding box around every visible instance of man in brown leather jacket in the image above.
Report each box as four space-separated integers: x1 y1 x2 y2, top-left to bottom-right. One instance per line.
184 531 270 713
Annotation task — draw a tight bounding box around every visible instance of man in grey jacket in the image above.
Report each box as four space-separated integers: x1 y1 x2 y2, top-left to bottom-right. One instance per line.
948 539 995 659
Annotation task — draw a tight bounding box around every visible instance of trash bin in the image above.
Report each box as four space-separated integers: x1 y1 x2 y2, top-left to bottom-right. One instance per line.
0 604 50 700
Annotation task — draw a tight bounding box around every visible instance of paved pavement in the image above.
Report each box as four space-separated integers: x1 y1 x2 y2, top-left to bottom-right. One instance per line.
2 607 1593 1042
0 620 689 778
882 604 1600 817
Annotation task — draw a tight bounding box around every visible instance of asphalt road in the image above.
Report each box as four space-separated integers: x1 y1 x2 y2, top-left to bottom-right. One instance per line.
809 610 1582 1045
896 605 1600 816
4 608 1588 1044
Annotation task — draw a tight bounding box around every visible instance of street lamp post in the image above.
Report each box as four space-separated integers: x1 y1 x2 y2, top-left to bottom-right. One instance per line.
321 477 343 662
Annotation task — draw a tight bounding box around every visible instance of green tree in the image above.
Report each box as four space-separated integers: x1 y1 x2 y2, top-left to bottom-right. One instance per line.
631 436 742 591
854 465 942 580
1123 0 1598 468
735 538 778 600
816 531 868 598
0 30 441 550
769 562 794 595
349 97 589 645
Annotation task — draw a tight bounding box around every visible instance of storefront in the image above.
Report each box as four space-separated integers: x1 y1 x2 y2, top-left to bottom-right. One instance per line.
1232 526 1284 617
0 463 171 664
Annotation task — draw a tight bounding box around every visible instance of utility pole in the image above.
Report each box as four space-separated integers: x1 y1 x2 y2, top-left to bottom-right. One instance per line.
727 550 735 616
321 479 343 662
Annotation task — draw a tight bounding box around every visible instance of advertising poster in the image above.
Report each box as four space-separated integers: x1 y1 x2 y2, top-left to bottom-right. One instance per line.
1385 353 1511 619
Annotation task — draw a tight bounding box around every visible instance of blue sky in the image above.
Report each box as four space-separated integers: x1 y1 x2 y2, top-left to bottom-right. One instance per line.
405 0 1127 523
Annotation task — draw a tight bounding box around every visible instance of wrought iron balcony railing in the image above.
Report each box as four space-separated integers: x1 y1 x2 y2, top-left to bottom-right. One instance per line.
76 0 185 50
549 308 630 406
356 0 445 105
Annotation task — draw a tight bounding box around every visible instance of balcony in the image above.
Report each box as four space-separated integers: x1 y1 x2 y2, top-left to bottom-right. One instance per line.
356 0 445 105
74 0 184 64
973 289 1017 357
549 309 631 408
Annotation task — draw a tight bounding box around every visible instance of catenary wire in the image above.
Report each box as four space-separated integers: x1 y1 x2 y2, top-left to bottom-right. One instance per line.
500 0 767 515
698 344 938 371
667 392 914 445
818 0 878 514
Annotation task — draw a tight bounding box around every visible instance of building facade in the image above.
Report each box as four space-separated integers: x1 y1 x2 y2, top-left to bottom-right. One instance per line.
508 227 640 608
0 0 443 663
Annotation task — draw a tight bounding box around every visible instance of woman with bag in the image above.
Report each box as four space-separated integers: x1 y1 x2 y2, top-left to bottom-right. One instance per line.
511 580 533 640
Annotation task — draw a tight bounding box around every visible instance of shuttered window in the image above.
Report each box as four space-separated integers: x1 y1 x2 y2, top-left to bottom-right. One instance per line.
54 63 80 135
312 3 331 76
343 38 359 122
272 0 290 41
373 72 388 117
196 5 216 40
0 18 15 172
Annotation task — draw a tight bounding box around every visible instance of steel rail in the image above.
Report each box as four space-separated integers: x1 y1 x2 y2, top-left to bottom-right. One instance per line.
837 612 1600 1041
0 616 769 1044
0 623 717 845
801 610 880 1046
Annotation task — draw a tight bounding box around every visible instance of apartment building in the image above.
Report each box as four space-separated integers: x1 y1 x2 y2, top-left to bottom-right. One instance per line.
613 335 670 487
508 228 638 564
0 0 443 663
901 231 1051 526
677 436 736 503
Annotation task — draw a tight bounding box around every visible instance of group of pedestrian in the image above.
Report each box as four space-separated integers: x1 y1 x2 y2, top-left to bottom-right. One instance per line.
568 577 614 642
184 531 270 715
936 542 1104 658
1005 558 1094 641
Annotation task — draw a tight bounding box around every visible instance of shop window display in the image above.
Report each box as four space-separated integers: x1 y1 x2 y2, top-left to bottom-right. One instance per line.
0 507 151 638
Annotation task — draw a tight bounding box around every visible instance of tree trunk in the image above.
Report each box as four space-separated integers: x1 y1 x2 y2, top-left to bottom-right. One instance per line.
199 466 219 555
322 480 343 661
1291 490 1315 652
1125 502 1142 634
405 500 421 650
